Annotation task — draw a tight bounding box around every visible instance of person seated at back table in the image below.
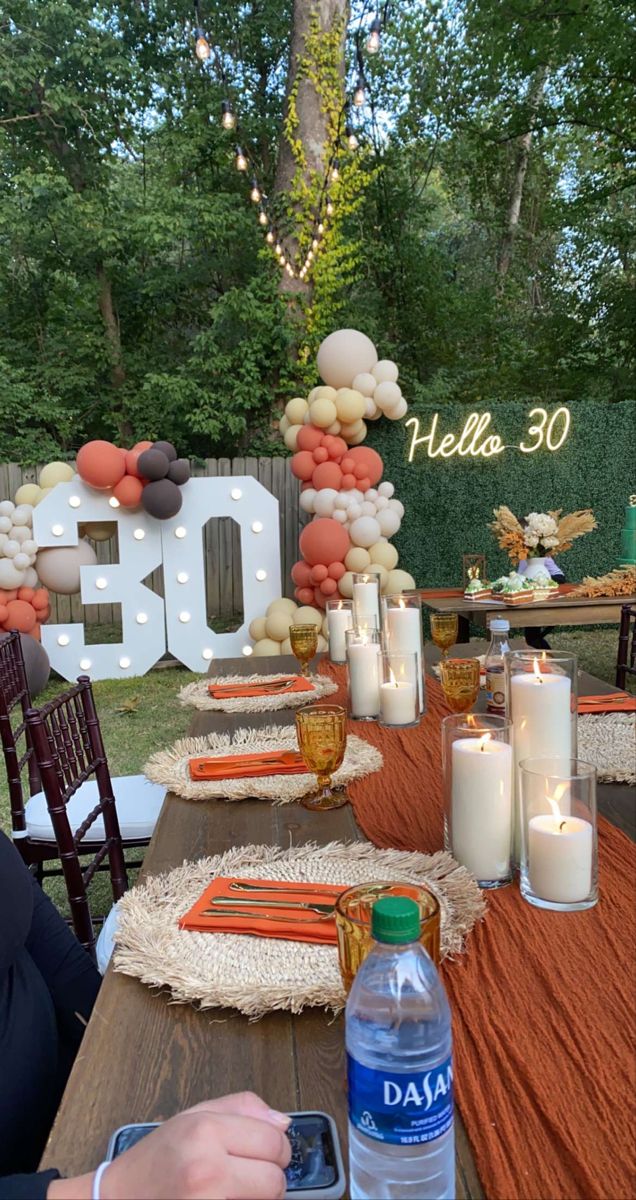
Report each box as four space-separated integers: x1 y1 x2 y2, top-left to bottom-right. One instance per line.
517 555 566 651
0 830 291 1200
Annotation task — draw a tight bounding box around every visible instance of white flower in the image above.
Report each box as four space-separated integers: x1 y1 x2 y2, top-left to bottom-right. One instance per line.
525 512 558 537
524 532 540 548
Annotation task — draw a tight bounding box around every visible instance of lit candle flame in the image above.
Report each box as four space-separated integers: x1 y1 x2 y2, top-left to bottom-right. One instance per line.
398 596 406 610
532 658 544 684
389 668 398 688
466 714 478 727
545 781 569 831
478 733 492 752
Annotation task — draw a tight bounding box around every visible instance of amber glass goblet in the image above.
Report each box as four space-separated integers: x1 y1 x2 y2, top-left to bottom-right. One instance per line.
295 703 348 811
440 657 480 713
336 883 440 992
289 623 318 677
430 613 458 659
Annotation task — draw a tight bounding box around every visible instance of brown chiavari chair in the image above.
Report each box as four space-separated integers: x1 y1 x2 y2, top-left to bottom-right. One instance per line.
26 677 128 957
615 604 636 690
0 631 164 878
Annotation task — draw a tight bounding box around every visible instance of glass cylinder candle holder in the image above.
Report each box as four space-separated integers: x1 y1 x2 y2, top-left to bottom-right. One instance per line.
505 650 578 862
379 652 419 728
336 882 440 993
345 626 381 721
352 572 381 630
519 757 598 911
326 599 353 664
442 713 514 888
382 591 426 715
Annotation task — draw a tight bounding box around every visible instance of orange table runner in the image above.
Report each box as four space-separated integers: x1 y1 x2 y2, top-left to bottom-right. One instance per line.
319 661 636 1200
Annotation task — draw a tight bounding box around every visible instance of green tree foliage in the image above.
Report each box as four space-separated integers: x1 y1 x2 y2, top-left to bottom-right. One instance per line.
0 0 633 463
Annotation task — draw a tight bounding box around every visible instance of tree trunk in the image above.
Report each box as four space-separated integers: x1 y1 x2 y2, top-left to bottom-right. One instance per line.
274 0 348 297
96 263 133 440
497 66 547 286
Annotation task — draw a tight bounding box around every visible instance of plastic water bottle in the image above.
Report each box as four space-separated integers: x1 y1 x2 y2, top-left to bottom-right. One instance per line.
346 896 455 1200
485 618 510 714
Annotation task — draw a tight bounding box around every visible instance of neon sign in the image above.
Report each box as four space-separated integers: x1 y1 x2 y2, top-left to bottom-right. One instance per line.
406 407 571 463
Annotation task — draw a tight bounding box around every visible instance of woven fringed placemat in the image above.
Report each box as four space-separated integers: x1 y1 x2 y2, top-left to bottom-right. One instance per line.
144 725 383 803
113 841 486 1017
178 672 338 713
579 712 636 784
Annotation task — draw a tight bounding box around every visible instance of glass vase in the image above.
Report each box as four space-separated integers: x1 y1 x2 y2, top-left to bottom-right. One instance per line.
378 652 420 728
326 599 353 664
442 713 514 888
382 591 426 714
345 626 381 721
519 757 598 911
352 572 381 631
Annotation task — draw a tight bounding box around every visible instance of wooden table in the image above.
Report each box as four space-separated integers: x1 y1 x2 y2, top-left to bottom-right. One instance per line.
42 649 635 1196
420 590 636 644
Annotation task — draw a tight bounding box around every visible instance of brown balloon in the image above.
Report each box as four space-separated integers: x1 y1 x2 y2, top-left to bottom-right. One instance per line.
141 478 183 519
152 440 177 462
167 457 190 485
137 448 169 481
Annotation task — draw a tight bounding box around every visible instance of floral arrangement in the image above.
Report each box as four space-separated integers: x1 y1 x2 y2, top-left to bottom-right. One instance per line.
569 565 636 599
489 506 597 563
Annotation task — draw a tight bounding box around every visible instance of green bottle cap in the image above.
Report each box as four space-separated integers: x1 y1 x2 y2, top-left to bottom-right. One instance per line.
371 896 421 944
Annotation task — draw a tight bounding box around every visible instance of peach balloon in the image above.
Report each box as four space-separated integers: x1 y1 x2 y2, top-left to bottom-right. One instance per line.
113 475 144 508
290 451 316 481
348 446 384 486
291 560 313 587
312 461 342 492
77 441 127 490
296 425 324 452
6 599 36 633
316 329 378 389
299 518 350 566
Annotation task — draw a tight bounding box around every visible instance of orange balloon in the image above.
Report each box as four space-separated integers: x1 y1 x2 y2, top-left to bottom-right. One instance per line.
299 518 350 566
125 444 152 478
0 589 18 603
133 440 153 453
6 599 36 633
296 425 324 452
36 606 51 623
0 605 8 624
347 446 384 486
31 622 41 641
113 474 144 508
17 586 34 603
32 589 50 611
312 461 342 491
290 451 316 482
76 440 127 490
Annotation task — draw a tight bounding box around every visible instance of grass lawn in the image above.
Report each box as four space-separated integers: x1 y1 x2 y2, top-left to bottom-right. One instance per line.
0 624 629 920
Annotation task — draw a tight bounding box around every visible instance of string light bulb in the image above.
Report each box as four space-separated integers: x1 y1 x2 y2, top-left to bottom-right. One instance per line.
274 241 282 255
250 178 261 203
307 250 314 261
353 74 366 106
194 29 211 61
330 161 340 182
326 198 334 216
346 123 359 151
258 206 268 226
318 222 324 233
312 237 319 250
234 145 247 171
221 100 235 130
266 229 275 244
366 15 382 54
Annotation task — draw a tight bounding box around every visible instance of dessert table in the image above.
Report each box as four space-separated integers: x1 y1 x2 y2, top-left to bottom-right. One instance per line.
41 647 636 1198
420 588 636 643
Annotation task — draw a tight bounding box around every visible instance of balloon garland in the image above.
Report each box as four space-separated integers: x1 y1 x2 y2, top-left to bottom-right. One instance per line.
76 439 191 518
249 328 415 654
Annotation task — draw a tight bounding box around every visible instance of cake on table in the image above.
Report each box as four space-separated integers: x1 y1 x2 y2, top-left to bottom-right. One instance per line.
464 575 492 601
499 572 534 606
526 569 560 603
619 498 636 567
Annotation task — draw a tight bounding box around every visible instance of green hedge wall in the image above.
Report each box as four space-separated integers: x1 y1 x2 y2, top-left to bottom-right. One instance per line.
365 400 635 587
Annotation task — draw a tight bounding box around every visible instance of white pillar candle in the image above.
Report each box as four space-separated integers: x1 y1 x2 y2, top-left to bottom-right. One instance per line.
380 679 417 726
451 736 513 882
510 667 572 855
385 602 423 708
327 605 353 663
353 580 380 626
528 814 593 903
347 642 381 718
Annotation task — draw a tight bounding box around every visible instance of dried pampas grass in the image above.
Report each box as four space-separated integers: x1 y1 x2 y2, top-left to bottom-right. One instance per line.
554 509 598 554
569 566 636 599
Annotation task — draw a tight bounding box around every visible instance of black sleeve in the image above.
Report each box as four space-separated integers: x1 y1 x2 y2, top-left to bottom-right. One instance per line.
25 874 100 1051
0 1169 61 1199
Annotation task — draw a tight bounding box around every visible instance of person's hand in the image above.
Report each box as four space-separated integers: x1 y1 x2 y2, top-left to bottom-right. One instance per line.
48 1092 291 1200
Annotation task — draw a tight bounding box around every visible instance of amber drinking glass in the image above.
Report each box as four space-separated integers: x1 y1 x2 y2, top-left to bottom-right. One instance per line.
430 613 458 659
295 703 348 811
440 657 480 713
336 882 440 992
289 623 318 677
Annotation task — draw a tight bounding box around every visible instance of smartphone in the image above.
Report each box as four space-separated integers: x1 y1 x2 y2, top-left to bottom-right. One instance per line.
106 1110 345 1199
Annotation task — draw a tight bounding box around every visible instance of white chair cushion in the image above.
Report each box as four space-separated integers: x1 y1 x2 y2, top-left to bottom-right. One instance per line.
96 900 120 974
24 775 165 843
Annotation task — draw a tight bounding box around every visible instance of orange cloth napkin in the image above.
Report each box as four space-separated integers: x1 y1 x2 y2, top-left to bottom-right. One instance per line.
179 875 346 943
207 676 315 700
577 693 636 714
189 751 308 781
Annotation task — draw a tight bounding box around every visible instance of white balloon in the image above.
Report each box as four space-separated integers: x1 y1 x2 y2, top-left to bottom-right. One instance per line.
364 488 378 502
313 488 338 517
317 330 378 390
364 398 379 419
0 517 12 534
11 526 31 544
387 396 408 420
23 566 39 588
374 381 402 412
13 552 30 571
389 499 405 518
377 508 401 538
21 539 38 556
349 516 382 548
347 504 362 521
378 481 395 498
333 510 348 524
0 534 6 550
352 372 377 397
375 495 389 510
372 359 399 385
3 539 20 559
0 559 23 588
333 493 350 510
0 501 15 518
359 501 377 516
11 505 32 527
35 540 98 595
299 489 316 514
350 488 364 503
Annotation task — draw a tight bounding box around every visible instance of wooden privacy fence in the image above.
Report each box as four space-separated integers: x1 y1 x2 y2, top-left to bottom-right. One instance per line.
0 458 306 627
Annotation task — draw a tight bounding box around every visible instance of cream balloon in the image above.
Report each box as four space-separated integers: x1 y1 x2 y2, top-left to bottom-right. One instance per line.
0 517 12 535
372 360 399 385
81 522 115 542
265 611 294 641
267 598 298 616
387 396 408 420
367 563 388 591
35 540 98 595
339 419 364 441
373 381 402 412
284 425 301 451
299 489 316 514
249 616 268 640
325 420 342 436
279 414 290 436
385 569 416 594
316 329 378 390
281 637 292 655
316 635 328 653
0 501 15 517
364 398 380 419
285 396 309 424
335 388 366 423
309 397 338 429
294 606 322 630
322 615 329 639
14 484 42 507
38 461 74 488
252 638 282 656
346 423 368 445
308 385 337 403
313 489 338 517
338 571 354 598
345 547 372 571
349 516 382 548
352 372 377 397
369 541 399 571
35 488 53 504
